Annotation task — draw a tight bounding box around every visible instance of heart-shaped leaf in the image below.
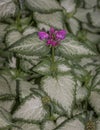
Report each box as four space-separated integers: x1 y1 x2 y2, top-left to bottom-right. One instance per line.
7 33 49 56
13 96 47 121
41 75 75 116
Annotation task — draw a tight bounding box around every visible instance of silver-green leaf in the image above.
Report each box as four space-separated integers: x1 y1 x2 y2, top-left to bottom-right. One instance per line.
74 8 93 23
25 0 62 13
0 108 11 129
13 96 47 121
89 10 100 27
0 0 16 19
0 23 8 42
57 118 84 130
56 35 96 58
42 75 75 116
6 30 22 46
34 11 65 29
67 18 80 35
60 0 76 13
8 33 49 56
89 91 100 115
12 122 40 130
84 0 97 8
33 59 71 75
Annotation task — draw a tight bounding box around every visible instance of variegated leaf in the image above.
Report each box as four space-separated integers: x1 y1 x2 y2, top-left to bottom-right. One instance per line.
0 75 13 97
57 116 67 125
67 18 80 35
74 8 93 23
6 30 22 46
9 57 16 68
0 100 14 112
19 81 37 99
79 57 93 67
8 33 49 56
84 0 97 8
86 32 100 43
82 23 100 33
25 0 62 13
57 118 84 130
0 0 16 19
92 72 100 90
79 57 100 73
0 23 8 42
94 83 100 91
56 35 96 58
72 64 87 79
13 96 47 121
12 122 40 130
37 23 50 31
23 26 38 36
34 11 65 29
89 10 100 27
0 108 11 129
18 54 41 65
89 91 100 115
0 74 16 96
20 59 33 72
43 121 56 130
42 75 75 115
60 0 76 13
33 59 71 75
33 60 50 75
76 81 87 102
57 61 71 74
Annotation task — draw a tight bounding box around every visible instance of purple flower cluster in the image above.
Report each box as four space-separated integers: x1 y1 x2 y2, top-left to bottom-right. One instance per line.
38 27 67 46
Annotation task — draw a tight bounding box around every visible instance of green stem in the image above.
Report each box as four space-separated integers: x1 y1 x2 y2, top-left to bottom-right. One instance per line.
52 46 55 64
51 46 56 77
16 3 22 32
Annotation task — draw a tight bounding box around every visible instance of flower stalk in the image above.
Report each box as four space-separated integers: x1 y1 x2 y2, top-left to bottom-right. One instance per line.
52 46 55 64
38 27 67 77
51 46 56 77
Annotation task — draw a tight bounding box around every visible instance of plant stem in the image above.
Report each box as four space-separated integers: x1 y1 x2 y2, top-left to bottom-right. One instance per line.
51 46 57 77
16 12 22 32
52 46 55 64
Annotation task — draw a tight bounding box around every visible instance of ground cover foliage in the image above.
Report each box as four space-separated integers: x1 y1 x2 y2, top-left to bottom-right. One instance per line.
0 0 100 130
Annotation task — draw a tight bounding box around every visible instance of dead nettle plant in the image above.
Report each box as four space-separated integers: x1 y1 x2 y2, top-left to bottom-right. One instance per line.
0 0 100 130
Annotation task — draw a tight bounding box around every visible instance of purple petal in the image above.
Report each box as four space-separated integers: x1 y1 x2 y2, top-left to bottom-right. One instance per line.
47 39 58 46
38 31 49 40
46 39 51 45
56 30 67 40
50 27 55 34
51 41 58 46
